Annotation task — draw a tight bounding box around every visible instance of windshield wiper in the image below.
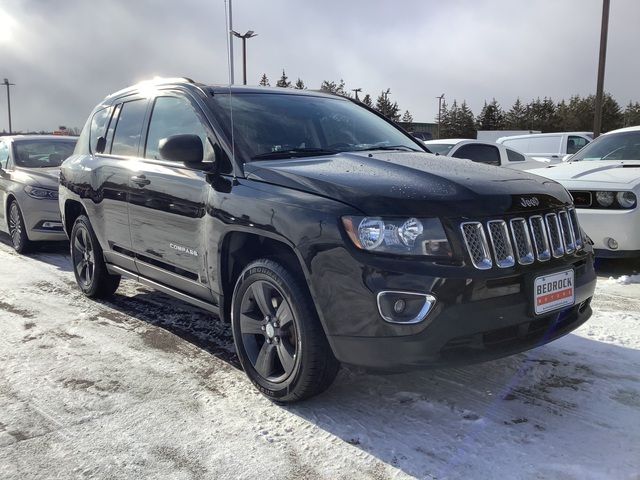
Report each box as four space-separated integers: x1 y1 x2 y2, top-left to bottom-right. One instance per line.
352 145 421 152
251 148 338 160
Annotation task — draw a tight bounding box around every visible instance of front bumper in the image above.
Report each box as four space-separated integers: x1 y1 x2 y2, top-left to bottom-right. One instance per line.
21 197 66 241
576 207 640 255
312 247 596 371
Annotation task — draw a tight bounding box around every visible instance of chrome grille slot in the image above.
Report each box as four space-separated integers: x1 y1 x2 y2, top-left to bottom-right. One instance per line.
509 218 534 265
545 213 565 258
568 208 583 250
529 215 551 261
461 222 492 270
487 220 515 268
558 210 576 253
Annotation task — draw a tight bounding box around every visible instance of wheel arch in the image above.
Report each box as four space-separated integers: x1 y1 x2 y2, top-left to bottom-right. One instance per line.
63 199 86 237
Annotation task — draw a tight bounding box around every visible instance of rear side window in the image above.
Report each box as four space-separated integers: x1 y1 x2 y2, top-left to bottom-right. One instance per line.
567 135 589 154
452 144 501 166
111 100 147 156
0 142 8 169
145 96 209 161
506 148 526 162
89 107 112 153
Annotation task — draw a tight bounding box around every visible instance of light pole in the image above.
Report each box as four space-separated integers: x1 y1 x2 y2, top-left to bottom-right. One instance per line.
232 30 258 85
3 78 14 134
352 88 362 101
436 93 445 139
593 0 610 137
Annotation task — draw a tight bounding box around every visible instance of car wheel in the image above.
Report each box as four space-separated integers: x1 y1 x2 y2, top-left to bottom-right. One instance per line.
8 201 31 253
70 214 120 298
231 258 339 403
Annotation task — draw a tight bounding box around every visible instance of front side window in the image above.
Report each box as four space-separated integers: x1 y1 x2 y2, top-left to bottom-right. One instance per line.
12 139 77 168
145 96 209 161
209 93 422 161
111 99 147 157
0 142 8 169
570 131 640 161
567 135 590 154
452 144 501 165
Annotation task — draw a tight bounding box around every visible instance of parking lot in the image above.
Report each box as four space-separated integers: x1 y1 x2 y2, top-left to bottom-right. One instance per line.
0 236 638 479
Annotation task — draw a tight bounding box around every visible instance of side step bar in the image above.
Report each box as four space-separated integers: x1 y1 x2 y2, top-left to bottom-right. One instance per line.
106 264 220 315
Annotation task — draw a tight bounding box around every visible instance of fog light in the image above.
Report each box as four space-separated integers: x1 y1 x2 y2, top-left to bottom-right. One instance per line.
607 237 618 250
377 291 436 324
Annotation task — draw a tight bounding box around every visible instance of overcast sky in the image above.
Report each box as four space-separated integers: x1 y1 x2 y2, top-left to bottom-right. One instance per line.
0 0 638 131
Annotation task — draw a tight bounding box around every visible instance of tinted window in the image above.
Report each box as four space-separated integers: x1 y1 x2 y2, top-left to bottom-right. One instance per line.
145 96 209 161
209 93 421 161
89 107 112 153
452 144 501 165
111 100 147 156
567 135 589 154
0 142 8 169
12 139 77 168
527 136 562 153
570 131 640 161
506 148 526 162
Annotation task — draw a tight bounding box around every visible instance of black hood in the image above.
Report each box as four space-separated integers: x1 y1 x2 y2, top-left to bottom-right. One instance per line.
244 151 571 217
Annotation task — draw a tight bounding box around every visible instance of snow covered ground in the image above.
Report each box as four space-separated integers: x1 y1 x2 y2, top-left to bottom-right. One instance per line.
0 237 639 480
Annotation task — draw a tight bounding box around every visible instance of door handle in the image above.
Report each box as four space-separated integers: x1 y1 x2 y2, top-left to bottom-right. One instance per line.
131 175 151 187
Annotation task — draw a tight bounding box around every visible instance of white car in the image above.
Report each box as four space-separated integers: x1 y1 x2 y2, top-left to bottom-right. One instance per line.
497 132 593 162
528 126 640 257
423 139 545 171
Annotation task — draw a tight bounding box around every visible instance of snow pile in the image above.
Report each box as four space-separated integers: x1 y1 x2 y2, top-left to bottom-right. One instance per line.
606 274 640 285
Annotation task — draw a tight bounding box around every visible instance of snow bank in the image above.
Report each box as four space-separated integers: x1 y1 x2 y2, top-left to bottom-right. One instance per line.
606 274 640 285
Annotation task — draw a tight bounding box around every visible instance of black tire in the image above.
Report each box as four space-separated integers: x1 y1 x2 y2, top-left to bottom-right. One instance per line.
8 200 31 253
70 214 120 298
231 258 339 403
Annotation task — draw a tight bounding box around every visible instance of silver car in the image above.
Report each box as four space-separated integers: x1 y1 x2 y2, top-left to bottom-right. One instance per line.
0 135 77 252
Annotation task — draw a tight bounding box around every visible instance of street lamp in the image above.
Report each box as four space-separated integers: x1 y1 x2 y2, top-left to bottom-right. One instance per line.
352 88 362 101
232 30 258 85
436 93 445 139
3 78 14 134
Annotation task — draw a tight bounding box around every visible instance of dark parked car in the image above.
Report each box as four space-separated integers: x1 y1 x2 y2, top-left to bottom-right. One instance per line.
0 135 76 252
59 78 596 402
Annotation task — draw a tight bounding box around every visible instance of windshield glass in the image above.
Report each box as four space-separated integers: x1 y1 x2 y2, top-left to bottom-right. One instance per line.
570 131 640 161
13 139 77 168
425 143 455 155
209 93 422 161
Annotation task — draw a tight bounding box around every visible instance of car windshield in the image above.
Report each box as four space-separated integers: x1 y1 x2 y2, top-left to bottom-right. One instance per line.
13 139 77 168
425 143 456 155
209 93 423 161
570 131 640 161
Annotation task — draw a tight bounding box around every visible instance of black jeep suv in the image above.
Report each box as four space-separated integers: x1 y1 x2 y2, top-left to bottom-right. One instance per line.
60 78 596 402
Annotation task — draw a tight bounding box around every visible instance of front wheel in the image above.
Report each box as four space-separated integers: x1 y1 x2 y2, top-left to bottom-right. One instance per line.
231 258 339 403
70 215 120 298
8 201 31 253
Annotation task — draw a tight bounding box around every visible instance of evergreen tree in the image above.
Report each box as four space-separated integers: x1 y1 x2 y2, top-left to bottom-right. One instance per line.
259 73 270 86
476 98 505 131
294 78 305 90
401 110 413 123
320 79 349 97
375 89 400 121
459 101 476 138
505 98 528 129
361 94 373 107
276 69 291 88
624 101 640 127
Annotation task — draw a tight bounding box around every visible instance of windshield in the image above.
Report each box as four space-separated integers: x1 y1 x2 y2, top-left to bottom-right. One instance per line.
425 143 456 155
570 131 640 161
209 93 423 161
13 139 77 168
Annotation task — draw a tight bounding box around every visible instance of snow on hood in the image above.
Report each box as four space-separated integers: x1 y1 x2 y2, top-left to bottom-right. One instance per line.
528 160 640 188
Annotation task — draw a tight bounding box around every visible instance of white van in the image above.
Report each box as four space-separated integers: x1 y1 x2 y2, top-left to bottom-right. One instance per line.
496 132 592 161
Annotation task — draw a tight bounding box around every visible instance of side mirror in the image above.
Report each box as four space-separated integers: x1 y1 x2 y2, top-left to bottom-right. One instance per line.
158 134 204 166
95 136 106 154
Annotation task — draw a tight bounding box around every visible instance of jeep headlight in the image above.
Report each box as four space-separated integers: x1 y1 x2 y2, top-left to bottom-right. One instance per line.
342 216 451 257
24 185 58 200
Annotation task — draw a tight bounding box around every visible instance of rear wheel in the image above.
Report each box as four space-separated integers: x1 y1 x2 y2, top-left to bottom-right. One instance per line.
231 258 339 403
70 215 120 298
8 201 31 253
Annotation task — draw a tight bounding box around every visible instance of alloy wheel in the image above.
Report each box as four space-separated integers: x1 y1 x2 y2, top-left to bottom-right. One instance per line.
238 280 299 383
72 226 95 288
8 203 23 248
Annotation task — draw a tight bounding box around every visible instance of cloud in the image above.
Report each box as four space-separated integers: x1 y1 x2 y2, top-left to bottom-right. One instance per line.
0 0 638 131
